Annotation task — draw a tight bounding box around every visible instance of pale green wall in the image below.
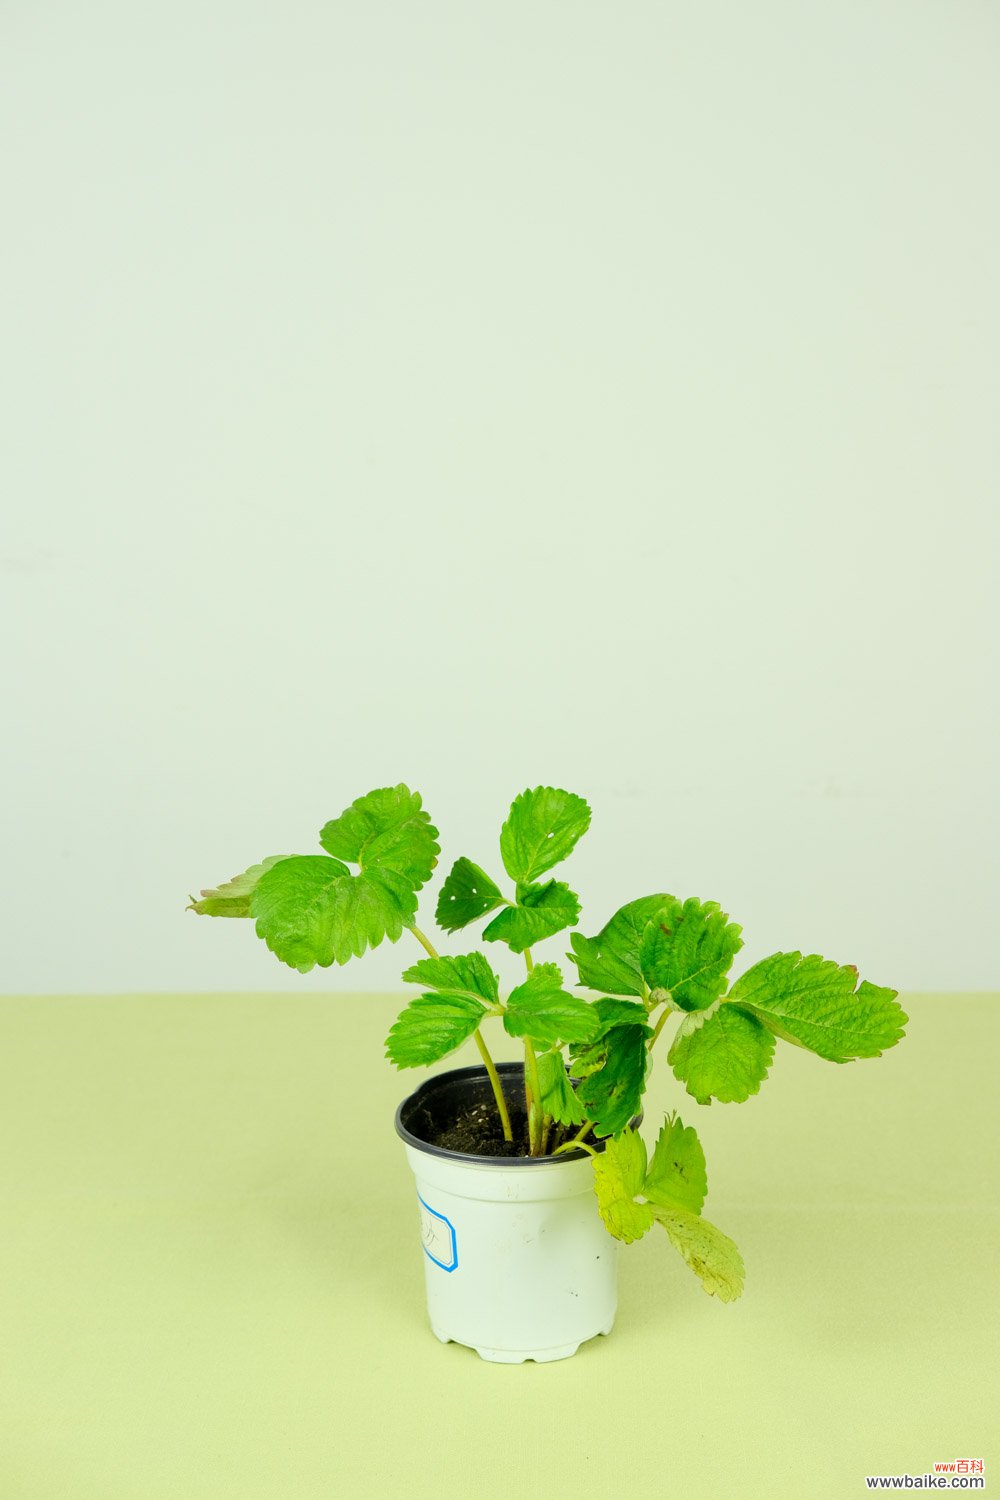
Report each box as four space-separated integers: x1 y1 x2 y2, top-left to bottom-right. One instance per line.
2 0 997 991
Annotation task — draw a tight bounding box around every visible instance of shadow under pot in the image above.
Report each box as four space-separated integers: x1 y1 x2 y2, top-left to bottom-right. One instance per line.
394 1061 620 1364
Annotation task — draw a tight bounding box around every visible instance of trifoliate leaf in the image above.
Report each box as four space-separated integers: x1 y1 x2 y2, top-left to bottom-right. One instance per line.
644 1115 707 1215
250 856 415 972
592 1130 655 1243
575 1018 651 1137
649 1204 745 1301
499 787 591 884
537 1052 588 1126
639 897 743 1012
568 894 673 996
319 784 439 889
435 858 505 933
385 993 487 1069
503 963 600 1046
401 952 500 1005
668 1000 775 1104
483 880 580 953
187 855 292 917
728 952 907 1062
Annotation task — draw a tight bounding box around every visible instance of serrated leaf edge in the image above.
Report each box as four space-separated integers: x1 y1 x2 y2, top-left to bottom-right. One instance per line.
668 999 777 1106
499 785 592 883
728 951 908 1061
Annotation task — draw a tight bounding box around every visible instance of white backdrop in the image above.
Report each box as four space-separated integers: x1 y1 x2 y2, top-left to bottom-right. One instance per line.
3 0 997 995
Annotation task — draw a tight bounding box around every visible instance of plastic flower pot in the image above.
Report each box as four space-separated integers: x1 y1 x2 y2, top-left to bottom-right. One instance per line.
395 1061 619 1364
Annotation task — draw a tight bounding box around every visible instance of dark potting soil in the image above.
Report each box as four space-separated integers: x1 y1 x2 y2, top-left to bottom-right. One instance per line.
430 1099 596 1159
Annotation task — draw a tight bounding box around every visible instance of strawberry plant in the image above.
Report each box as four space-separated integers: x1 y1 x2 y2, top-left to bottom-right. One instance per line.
189 783 906 1303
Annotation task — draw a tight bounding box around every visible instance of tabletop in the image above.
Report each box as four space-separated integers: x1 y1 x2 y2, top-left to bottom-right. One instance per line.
1 992 995 1499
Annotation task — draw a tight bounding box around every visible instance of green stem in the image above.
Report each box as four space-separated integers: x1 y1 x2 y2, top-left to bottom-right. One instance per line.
553 1137 597 1158
568 1118 595 1148
647 1007 673 1050
473 1028 513 1143
407 922 440 960
520 946 538 1148
523 1038 544 1155
406 923 512 1143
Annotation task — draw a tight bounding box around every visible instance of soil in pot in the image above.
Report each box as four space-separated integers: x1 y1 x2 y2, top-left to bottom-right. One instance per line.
435 1106 598 1157
400 1062 601 1160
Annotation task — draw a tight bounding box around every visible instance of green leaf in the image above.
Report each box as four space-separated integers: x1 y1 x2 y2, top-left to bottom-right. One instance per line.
328 868 418 958
320 784 439 889
401 953 500 1005
482 880 580 953
385 993 487 1069
568 894 674 996
590 997 650 1029
574 1019 651 1137
250 856 415 972
537 1052 588 1126
499 786 591 884
435 858 505 933
639 897 743 1012
668 1000 775 1104
728 952 907 1062
593 1127 744 1294
565 1037 606 1080
644 1115 708 1215
248 855 349 970
187 855 292 917
592 1130 655 1243
568 998 649 1079
649 1204 745 1301
503 963 600 1046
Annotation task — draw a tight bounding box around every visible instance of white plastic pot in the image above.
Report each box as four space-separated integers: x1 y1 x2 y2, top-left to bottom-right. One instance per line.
395 1063 619 1364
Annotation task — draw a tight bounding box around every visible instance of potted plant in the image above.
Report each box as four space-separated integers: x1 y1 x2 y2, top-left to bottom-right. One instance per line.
188 783 906 1363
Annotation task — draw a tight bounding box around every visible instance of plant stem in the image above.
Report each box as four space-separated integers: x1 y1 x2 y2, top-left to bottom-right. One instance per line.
407 922 440 960
523 1038 544 1154
406 922 512 1143
647 1007 673 1050
553 1138 597 1158
567 1118 595 1148
520 945 536 1147
473 1028 513 1142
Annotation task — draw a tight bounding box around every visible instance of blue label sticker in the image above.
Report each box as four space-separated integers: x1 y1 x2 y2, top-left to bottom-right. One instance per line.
418 1195 458 1272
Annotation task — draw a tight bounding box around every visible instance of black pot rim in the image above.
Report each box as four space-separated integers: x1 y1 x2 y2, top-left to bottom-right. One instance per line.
394 1061 637 1167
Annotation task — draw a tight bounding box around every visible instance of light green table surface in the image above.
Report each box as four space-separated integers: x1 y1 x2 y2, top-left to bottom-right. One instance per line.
1 993 996 1500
